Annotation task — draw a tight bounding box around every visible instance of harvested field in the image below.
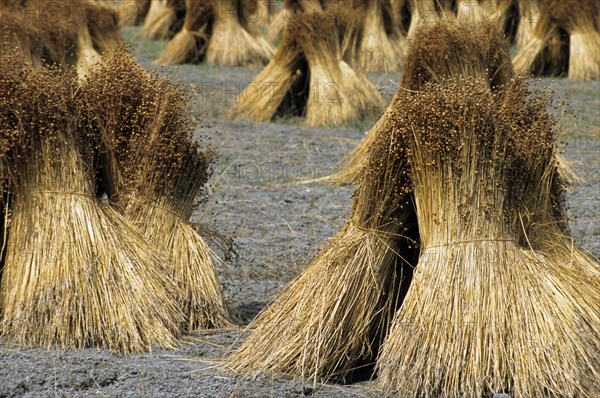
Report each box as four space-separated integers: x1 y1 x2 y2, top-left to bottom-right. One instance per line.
0 26 598 398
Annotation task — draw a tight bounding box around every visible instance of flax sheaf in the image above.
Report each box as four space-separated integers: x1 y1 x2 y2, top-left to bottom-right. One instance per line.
157 0 274 66
80 50 233 331
323 21 512 185
0 55 182 353
226 70 419 381
230 6 383 127
376 77 599 397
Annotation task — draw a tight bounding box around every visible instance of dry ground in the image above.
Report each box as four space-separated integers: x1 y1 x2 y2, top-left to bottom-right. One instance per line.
0 27 598 398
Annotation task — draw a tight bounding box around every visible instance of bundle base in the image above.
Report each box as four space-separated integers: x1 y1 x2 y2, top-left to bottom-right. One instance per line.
157 28 208 65
568 31 600 80
142 0 176 40
304 62 383 127
0 192 182 353
226 222 412 383
124 200 234 331
206 21 273 66
377 241 600 397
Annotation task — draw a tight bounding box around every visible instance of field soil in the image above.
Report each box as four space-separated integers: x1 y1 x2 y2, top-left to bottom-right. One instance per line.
1 27 598 397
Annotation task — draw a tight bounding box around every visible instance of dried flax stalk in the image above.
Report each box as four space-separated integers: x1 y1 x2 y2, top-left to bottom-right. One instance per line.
0 59 182 353
81 51 233 331
324 21 512 185
156 0 214 65
226 69 419 381
300 11 383 127
376 78 600 397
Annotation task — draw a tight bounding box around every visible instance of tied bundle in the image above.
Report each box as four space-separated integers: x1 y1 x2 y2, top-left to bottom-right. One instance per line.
545 0 600 80
226 90 419 381
81 50 233 331
142 0 186 40
230 7 383 127
0 54 182 353
376 75 599 398
515 0 541 49
156 0 214 65
157 0 274 66
513 0 599 80
228 11 305 122
264 0 325 44
0 0 120 79
225 14 420 382
299 10 383 126
323 21 512 185
205 0 274 66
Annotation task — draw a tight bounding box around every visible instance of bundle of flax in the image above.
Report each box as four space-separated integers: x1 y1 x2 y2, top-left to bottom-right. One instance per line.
545 0 600 80
0 0 77 69
226 86 419 383
390 0 411 33
205 0 274 66
513 0 598 80
231 8 383 127
117 80 233 331
0 7 36 65
322 21 512 185
85 1 121 52
228 14 306 122
300 10 383 126
376 75 599 398
0 57 182 352
406 0 452 37
142 0 186 40
157 0 273 66
77 0 121 79
512 8 569 78
156 0 214 65
358 0 406 72
265 0 325 44
401 21 588 265
0 0 120 78
515 0 540 49
81 51 233 331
